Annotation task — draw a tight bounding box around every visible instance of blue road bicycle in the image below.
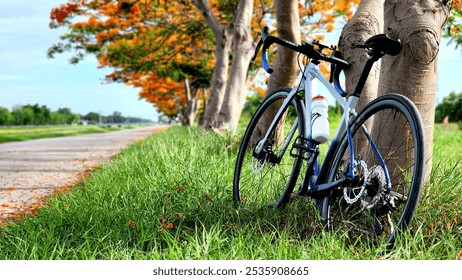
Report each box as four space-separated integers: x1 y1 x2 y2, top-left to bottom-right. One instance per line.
233 27 425 247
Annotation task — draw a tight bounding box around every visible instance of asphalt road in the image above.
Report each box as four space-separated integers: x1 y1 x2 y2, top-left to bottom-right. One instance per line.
0 125 168 223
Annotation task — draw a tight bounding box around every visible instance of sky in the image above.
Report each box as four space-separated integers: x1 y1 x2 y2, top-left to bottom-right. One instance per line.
0 0 158 121
1 1 462 122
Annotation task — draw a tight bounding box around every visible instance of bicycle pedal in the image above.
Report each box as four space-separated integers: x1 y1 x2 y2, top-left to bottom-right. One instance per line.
290 146 309 160
290 138 317 160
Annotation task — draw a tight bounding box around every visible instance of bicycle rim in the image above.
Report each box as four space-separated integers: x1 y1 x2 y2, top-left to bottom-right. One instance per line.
320 94 425 247
233 88 305 209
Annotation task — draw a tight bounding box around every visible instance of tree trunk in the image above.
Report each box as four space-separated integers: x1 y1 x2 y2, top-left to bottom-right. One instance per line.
266 0 301 93
193 0 232 130
379 0 452 178
250 0 301 145
200 26 232 129
215 0 254 132
179 78 200 126
338 0 384 112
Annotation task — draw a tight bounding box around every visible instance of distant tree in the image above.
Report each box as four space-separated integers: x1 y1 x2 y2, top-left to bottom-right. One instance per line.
112 111 124 123
57 107 80 124
49 111 66 124
84 112 101 123
25 104 51 125
242 92 264 118
0 107 13 125
12 106 34 125
435 91 462 122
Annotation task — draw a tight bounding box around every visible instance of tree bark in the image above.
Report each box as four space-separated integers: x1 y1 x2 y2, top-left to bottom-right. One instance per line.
215 0 255 132
379 0 452 178
179 78 200 126
250 0 301 145
338 0 384 112
193 0 255 132
200 26 232 129
193 0 232 130
266 0 301 93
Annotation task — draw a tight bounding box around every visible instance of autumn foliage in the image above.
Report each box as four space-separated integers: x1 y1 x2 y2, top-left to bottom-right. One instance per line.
445 0 462 46
50 2 80 24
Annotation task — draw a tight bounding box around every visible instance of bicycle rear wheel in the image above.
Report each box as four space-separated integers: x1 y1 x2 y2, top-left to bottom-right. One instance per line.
319 94 425 247
233 88 305 209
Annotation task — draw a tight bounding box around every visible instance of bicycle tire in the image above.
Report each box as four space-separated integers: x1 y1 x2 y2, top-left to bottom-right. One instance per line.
233 88 306 209
319 94 425 247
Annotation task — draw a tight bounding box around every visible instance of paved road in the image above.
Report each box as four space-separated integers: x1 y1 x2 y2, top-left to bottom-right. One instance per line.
0 125 168 223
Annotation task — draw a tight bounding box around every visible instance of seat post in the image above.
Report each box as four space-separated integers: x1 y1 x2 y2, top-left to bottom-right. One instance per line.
351 53 383 97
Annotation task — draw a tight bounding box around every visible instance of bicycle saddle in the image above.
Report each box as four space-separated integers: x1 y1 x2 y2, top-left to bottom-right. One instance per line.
358 34 402 56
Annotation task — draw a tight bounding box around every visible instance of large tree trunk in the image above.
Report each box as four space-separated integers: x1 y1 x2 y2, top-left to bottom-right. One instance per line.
266 0 301 92
193 0 232 130
379 0 452 178
194 0 255 132
338 0 384 112
250 0 301 145
200 27 232 129
215 0 254 132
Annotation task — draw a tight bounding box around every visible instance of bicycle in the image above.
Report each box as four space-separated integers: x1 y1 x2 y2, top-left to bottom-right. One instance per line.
233 26 425 247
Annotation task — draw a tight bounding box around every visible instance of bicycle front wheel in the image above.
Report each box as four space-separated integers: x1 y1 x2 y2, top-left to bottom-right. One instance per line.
320 94 425 247
233 88 305 209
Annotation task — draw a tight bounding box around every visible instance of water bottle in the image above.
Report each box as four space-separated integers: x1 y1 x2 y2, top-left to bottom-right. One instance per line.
311 95 329 144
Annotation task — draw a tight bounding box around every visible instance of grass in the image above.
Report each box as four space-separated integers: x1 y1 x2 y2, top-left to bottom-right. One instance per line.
0 123 460 260
0 125 136 144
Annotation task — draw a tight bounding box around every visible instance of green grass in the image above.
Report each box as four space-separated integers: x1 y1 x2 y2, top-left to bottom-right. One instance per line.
0 123 460 260
0 125 135 144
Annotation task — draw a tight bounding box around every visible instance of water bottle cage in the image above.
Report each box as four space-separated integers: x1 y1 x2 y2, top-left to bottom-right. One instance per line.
311 112 321 126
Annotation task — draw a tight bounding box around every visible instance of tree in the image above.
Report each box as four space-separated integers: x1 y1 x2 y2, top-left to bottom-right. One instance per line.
337 0 453 178
49 112 66 124
435 91 462 122
0 107 13 125
57 107 80 124
12 106 34 125
192 0 259 131
250 0 301 144
338 0 383 112
27 104 51 125
379 0 452 177
212 0 255 132
84 112 101 123
48 0 214 126
266 0 301 93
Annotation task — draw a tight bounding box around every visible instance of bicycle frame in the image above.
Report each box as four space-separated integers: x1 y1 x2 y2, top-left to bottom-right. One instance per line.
255 61 392 196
